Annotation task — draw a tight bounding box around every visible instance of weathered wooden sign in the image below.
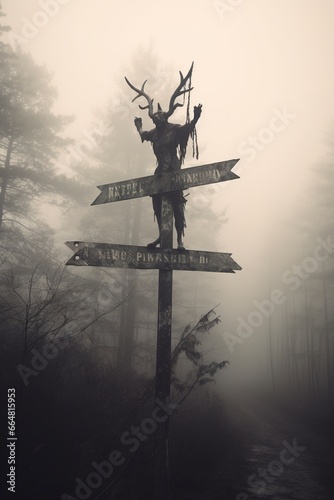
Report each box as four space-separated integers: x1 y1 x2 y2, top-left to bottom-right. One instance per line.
65 241 241 273
91 159 239 205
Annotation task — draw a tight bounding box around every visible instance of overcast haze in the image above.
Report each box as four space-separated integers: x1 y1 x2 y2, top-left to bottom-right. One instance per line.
3 0 333 242
2 0 334 378
2 3 334 497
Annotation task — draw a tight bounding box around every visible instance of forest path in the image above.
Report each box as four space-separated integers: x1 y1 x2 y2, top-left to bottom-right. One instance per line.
213 392 334 500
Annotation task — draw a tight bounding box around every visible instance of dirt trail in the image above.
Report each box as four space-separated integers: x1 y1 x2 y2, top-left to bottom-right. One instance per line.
215 393 334 500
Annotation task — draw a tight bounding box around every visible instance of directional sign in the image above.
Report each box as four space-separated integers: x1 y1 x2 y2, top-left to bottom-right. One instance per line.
65 241 242 273
91 159 239 205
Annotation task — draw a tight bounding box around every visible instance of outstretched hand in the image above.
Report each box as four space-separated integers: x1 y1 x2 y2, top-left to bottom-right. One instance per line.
134 117 142 130
193 104 202 121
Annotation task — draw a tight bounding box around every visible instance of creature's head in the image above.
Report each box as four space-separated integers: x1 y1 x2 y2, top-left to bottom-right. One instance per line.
152 104 168 128
125 62 194 124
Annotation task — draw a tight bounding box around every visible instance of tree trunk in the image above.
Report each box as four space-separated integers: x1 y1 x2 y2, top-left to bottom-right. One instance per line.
0 136 14 228
122 199 142 368
321 262 331 395
304 284 312 398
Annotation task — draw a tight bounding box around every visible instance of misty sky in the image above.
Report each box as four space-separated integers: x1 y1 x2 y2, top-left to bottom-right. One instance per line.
3 0 333 244
2 0 334 379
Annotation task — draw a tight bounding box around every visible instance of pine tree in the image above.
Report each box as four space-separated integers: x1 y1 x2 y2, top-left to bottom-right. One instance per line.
0 6 82 247
272 134 334 402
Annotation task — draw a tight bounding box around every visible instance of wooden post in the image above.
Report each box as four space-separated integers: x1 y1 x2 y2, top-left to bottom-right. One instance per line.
153 195 173 499
65 158 242 500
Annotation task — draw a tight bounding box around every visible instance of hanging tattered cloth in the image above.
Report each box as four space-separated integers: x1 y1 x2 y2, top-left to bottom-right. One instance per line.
178 69 199 165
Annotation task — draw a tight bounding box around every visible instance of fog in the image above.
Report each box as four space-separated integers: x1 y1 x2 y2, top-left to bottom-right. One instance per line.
1 1 334 498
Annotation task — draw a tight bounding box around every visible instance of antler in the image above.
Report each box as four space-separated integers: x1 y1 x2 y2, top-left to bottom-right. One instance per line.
124 77 154 119
166 62 194 118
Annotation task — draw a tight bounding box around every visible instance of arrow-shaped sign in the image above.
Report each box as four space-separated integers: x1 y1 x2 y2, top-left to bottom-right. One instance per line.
65 241 241 273
91 159 239 205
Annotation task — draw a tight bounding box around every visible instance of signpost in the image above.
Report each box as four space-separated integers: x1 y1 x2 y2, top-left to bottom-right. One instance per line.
66 159 241 499
91 159 239 205
65 55 242 500
65 241 241 273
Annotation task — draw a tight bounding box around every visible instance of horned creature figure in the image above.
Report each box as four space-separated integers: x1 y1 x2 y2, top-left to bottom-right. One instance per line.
125 62 202 250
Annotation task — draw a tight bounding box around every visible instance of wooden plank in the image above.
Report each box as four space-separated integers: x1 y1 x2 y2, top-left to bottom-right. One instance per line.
65 241 242 273
154 195 173 499
91 159 240 205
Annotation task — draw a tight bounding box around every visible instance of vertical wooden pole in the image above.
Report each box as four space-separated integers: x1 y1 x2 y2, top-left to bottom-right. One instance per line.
154 195 173 500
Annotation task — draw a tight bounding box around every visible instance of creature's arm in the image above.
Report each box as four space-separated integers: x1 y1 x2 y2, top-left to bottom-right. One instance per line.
192 104 202 125
134 117 152 142
179 104 202 134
